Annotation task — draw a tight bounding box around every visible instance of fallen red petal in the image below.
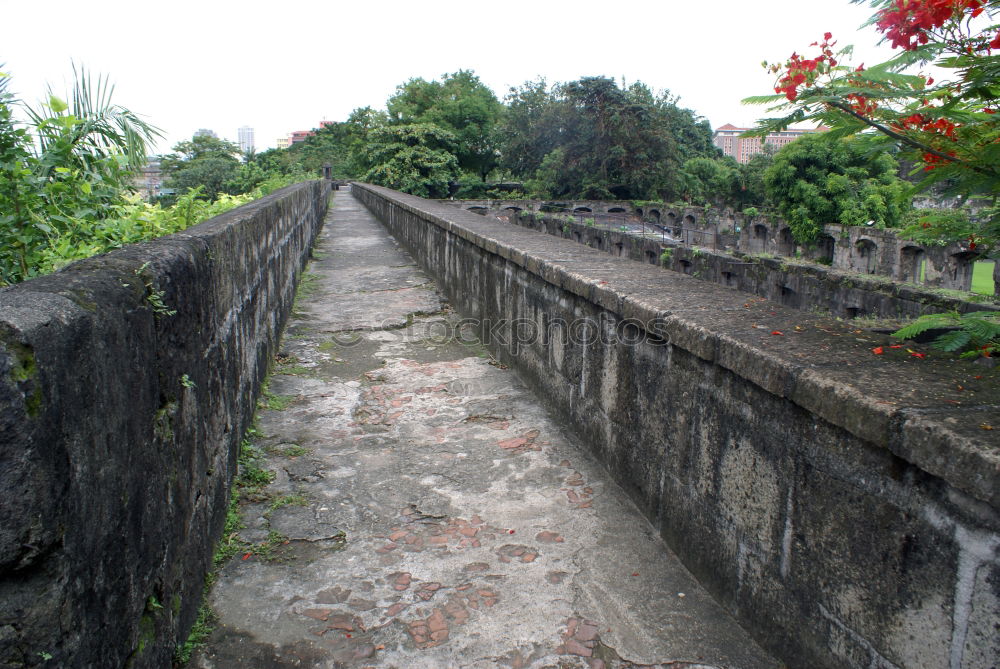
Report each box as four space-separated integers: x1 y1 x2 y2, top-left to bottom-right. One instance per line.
872 347 884 355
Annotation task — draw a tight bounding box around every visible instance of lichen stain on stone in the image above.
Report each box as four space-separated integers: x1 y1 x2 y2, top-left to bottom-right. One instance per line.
0 336 43 417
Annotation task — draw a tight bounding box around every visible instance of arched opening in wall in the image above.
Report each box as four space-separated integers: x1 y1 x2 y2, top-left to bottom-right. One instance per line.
813 234 835 264
468 206 489 216
573 231 582 244
649 209 661 221
593 237 604 250
844 306 862 319
777 228 796 256
679 259 693 275
899 246 925 284
855 239 877 274
541 202 567 213
608 207 627 214
574 207 592 213
503 206 522 213
753 224 768 252
666 212 677 225
780 285 800 308
948 251 977 290
636 208 644 217
721 271 736 287
645 250 657 264
615 242 625 257
684 214 696 226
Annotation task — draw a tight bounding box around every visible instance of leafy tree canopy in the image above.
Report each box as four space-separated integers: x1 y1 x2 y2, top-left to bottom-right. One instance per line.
388 71 503 180
360 123 460 198
161 135 243 202
763 133 911 242
746 0 1000 251
503 76 719 200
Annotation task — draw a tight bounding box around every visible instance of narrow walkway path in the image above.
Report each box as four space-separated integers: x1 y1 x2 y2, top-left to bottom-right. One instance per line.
194 190 779 669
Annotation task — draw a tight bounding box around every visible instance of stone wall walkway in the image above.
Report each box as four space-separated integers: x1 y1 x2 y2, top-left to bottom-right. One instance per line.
192 190 780 669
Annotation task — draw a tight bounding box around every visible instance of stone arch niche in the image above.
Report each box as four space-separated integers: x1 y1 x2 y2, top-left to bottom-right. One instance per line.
574 207 592 213
684 214 696 226
777 228 796 256
752 224 769 253
899 246 925 284
946 251 977 290
467 206 489 216
636 208 644 217
810 234 835 264
503 206 523 213
608 207 627 214
855 239 877 274
649 209 661 221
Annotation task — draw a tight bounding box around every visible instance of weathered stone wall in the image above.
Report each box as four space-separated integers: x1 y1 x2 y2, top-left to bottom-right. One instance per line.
452 199 992 293
509 211 998 319
355 183 1000 669
0 181 330 668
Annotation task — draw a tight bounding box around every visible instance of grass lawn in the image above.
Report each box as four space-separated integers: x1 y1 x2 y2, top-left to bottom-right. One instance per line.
972 260 995 295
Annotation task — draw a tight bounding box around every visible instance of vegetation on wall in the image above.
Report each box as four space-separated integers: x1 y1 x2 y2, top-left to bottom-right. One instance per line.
762 133 911 242
746 0 999 251
0 67 305 285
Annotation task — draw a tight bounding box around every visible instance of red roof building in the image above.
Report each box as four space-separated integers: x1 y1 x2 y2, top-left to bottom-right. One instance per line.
713 124 828 163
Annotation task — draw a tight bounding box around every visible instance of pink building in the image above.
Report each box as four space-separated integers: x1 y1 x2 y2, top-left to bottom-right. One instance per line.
713 124 828 163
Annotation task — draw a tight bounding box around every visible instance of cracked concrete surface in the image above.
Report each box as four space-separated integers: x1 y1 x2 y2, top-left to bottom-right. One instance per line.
192 190 780 669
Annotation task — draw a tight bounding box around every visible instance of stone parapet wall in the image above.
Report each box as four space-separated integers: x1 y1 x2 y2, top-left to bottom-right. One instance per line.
0 180 330 668
356 183 1000 669
510 211 998 320
446 199 994 294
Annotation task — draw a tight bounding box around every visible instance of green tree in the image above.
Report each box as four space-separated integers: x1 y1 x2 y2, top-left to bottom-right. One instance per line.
161 135 242 202
746 0 999 251
360 123 460 198
763 133 911 242
0 66 160 283
501 76 718 199
678 157 741 206
387 71 503 181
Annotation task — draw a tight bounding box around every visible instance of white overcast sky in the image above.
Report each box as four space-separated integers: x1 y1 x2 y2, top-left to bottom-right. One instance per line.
3 0 897 154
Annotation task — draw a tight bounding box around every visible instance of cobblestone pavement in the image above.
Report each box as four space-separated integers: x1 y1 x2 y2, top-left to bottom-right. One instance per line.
193 190 781 669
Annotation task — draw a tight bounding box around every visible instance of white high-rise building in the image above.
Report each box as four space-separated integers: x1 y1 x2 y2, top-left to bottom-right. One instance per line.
238 126 255 154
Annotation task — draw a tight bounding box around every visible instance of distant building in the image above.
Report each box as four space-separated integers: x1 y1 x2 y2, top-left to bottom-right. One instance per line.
276 135 291 149
133 156 163 201
237 126 254 154
712 124 828 163
193 128 217 139
289 130 314 145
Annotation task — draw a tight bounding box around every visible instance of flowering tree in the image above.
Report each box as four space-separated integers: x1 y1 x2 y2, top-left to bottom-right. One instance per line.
745 0 999 253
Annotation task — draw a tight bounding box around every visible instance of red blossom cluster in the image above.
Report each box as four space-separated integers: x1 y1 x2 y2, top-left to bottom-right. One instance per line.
922 149 959 170
847 93 879 115
895 112 960 137
772 34 838 101
876 0 986 50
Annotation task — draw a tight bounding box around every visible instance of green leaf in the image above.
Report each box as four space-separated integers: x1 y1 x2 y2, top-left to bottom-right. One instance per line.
48 94 67 113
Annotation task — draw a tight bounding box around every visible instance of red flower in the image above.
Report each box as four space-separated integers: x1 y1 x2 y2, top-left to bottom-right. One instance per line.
910 351 927 359
824 31 833 41
771 330 784 336
872 346 885 355
990 30 1000 50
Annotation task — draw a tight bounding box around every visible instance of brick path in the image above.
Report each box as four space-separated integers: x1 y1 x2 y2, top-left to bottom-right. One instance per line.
192 190 780 669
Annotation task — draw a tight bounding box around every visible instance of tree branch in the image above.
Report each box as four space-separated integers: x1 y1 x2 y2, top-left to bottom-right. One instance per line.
824 98 993 176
